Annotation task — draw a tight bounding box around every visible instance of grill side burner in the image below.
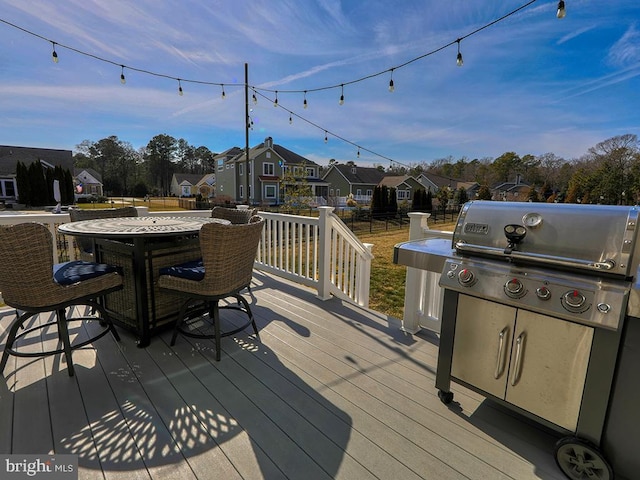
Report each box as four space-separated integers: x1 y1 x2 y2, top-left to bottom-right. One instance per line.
394 201 640 480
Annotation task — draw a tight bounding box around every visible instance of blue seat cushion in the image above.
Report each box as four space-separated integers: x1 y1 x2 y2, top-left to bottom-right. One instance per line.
53 261 120 286
159 259 205 281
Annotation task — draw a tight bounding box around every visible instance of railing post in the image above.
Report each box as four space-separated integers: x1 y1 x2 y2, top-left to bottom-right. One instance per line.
358 243 373 307
402 212 432 333
317 206 333 301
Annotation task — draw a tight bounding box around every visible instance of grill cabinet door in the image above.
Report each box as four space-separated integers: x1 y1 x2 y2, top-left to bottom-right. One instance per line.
505 309 593 431
451 295 515 399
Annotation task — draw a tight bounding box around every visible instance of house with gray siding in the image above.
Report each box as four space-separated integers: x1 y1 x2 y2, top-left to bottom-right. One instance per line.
216 137 327 206
321 163 386 205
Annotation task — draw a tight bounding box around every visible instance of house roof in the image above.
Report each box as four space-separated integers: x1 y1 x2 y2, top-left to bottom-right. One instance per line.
74 168 102 184
323 164 386 185
231 138 318 166
379 175 413 188
174 173 205 186
0 145 73 176
214 146 243 160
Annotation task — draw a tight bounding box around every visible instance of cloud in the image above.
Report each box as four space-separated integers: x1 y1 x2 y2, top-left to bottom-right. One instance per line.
607 24 640 67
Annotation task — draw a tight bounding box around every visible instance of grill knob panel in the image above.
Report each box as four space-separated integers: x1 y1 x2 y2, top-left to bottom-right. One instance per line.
457 268 476 286
504 278 526 298
562 290 589 313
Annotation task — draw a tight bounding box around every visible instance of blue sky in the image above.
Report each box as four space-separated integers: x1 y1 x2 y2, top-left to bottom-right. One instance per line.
1 0 639 168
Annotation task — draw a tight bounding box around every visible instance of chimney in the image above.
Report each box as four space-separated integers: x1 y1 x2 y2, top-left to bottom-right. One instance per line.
264 137 273 148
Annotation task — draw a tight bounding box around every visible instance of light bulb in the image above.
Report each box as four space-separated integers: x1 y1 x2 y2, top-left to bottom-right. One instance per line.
389 78 395 92
324 132 328 143
51 43 58 63
274 91 278 107
303 92 308 109
178 79 183 96
252 91 257 104
357 149 360 158
120 66 126 84
557 1 566 19
221 86 226 99
339 85 345 105
456 40 464 66
289 114 292 124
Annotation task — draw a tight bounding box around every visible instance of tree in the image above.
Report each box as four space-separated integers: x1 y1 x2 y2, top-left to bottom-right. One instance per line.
145 134 178 196
281 161 313 211
476 185 492 200
492 152 522 183
453 187 469 206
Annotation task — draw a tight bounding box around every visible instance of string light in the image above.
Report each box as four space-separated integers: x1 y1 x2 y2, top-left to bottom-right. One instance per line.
388 69 395 92
557 1 566 19
303 91 308 109
274 91 278 107
51 41 58 63
120 65 126 84
221 85 226 99
252 89 257 104
177 79 183 96
289 113 293 124
357 148 360 158
456 39 464 66
324 131 328 143
339 84 344 105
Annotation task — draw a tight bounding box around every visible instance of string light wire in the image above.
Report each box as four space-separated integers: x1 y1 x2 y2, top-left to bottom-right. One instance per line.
0 0 543 169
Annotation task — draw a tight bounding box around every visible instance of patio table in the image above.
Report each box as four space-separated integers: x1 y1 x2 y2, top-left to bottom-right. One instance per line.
58 216 230 347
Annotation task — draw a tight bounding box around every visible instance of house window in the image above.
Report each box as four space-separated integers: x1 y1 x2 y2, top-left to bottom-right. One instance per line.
239 185 244 198
248 162 252 175
265 185 277 199
239 164 244 176
366 189 372 196
398 190 409 200
306 167 314 177
266 152 271 158
356 189 362 196
336 189 340 197
263 163 275 176
330 188 334 196
217 159 224 172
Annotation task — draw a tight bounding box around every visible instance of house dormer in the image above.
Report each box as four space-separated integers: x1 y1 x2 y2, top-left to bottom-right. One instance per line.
264 137 273 149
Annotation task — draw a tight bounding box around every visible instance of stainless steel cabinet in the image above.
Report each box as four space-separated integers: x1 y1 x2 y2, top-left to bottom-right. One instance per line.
451 295 594 431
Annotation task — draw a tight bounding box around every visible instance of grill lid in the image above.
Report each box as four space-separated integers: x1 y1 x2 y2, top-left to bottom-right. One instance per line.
453 201 640 278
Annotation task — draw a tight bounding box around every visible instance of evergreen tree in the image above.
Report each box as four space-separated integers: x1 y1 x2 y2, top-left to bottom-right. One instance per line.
388 187 398 215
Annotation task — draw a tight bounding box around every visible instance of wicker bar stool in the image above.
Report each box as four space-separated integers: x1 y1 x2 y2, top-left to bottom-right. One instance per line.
158 216 265 361
69 206 138 260
0 223 123 377
211 206 257 224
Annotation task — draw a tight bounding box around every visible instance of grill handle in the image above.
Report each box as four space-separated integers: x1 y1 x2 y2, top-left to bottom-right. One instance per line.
494 327 509 380
510 332 526 387
455 242 616 272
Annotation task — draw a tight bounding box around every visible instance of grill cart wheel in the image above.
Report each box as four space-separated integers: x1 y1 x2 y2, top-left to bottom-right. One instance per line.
554 436 613 480
438 390 454 404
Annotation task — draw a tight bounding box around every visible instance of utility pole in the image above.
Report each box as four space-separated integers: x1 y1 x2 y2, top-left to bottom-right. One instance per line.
244 62 250 205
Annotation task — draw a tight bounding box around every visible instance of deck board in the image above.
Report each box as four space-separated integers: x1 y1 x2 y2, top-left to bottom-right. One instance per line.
0 271 568 480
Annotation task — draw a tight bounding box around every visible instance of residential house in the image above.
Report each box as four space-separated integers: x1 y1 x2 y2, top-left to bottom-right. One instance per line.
216 137 327 206
195 173 216 198
416 172 480 205
378 175 424 204
74 168 104 199
492 174 530 201
170 173 208 197
0 145 73 204
321 163 386 206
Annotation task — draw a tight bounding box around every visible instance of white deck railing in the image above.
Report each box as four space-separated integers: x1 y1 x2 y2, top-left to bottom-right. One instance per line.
401 212 452 334
0 205 373 308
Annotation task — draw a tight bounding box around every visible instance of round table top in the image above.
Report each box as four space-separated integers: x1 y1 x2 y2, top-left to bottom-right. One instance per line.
58 216 230 238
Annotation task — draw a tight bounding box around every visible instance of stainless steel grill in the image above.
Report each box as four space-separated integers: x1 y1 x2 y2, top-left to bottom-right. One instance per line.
394 201 640 480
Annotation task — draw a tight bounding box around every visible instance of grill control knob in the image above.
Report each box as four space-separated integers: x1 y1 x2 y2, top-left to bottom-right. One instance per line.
562 290 588 312
536 286 551 300
504 278 526 298
458 268 476 286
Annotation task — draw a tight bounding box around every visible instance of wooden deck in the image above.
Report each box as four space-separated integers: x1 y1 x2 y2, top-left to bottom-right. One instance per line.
0 271 568 480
